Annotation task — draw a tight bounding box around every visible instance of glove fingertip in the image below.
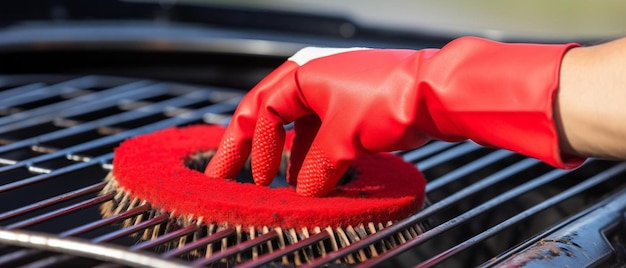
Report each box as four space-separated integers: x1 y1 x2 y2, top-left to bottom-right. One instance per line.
204 131 250 180
294 144 350 197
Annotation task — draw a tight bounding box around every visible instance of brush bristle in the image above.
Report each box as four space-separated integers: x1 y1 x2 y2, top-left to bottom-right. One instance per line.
99 172 431 265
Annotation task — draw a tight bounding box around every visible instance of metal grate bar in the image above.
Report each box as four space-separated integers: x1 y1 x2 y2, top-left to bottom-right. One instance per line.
0 229 189 268
91 214 170 244
5 193 114 230
304 157 541 267
59 204 151 237
0 75 79 88
129 224 199 251
2 205 154 268
0 82 46 98
29 222 195 268
415 142 483 170
0 248 44 267
426 149 514 192
401 141 457 162
0 85 70 108
14 253 76 268
0 182 105 221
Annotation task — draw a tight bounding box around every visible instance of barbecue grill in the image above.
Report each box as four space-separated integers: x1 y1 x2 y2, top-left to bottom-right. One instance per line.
1 1 626 267
1 74 625 267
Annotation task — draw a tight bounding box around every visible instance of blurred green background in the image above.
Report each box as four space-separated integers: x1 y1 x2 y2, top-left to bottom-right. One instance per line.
172 0 626 42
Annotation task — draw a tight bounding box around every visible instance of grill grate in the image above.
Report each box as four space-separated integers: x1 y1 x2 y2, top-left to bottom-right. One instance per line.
0 75 625 267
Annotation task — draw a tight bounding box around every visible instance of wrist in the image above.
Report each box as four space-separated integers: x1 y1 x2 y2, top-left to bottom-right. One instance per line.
557 38 626 160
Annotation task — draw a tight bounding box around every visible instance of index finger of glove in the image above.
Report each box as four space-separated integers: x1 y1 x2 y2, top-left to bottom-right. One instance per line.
250 112 286 186
204 91 259 180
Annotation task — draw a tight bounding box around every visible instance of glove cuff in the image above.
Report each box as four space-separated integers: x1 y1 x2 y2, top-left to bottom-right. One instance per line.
420 36 584 169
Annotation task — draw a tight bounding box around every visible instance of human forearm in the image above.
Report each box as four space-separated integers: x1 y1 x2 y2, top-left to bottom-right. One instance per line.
557 37 626 160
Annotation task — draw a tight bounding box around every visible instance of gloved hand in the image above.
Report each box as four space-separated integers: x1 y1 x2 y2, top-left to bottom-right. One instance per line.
205 36 585 197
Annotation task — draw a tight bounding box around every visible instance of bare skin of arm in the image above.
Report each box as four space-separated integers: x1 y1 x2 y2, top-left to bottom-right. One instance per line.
557 37 626 160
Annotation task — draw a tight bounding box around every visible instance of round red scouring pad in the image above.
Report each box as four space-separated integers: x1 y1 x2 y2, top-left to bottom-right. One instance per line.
111 125 426 230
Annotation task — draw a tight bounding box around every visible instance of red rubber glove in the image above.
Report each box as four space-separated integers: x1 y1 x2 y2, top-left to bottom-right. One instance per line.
205 36 585 197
